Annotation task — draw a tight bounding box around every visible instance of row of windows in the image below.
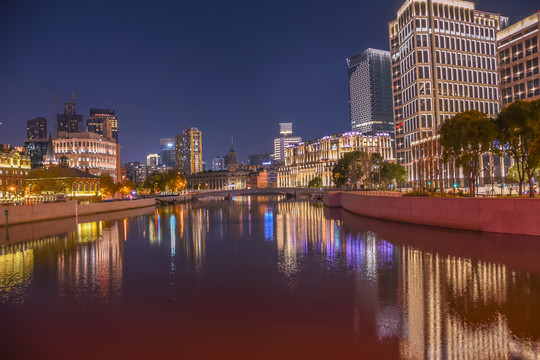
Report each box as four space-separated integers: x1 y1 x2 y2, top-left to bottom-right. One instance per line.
400 32 415 59
55 141 115 151
437 66 497 85
435 35 496 56
401 50 417 74
434 19 495 40
439 98 499 115
403 114 436 135
0 179 24 186
400 81 434 105
436 51 496 70
500 58 539 83
502 79 540 103
0 158 30 167
0 170 28 175
438 82 499 101
499 37 538 63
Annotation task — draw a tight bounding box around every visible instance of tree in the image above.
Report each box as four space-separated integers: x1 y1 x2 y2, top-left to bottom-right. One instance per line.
119 180 136 196
308 176 323 188
332 151 370 189
99 174 120 197
439 110 497 197
496 100 540 197
379 162 408 190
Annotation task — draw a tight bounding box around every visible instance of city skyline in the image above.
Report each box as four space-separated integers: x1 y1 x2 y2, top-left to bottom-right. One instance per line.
0 0 538 164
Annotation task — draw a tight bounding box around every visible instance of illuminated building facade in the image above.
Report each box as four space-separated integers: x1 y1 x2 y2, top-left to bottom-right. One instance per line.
273 123 302 163
498 12 540 107
176 127 202 175
26 117 47 140
52 131 121 182
146 153 161 167
86 108 118 143
246 169 268 189
389 0 508 186
25 156 101 203
185 170 248 190
278 132 394 188
56 102 83 135
0 145 31 203
347 49 394 138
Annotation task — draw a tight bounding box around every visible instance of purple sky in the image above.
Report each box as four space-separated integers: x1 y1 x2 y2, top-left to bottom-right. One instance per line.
1 0 538 163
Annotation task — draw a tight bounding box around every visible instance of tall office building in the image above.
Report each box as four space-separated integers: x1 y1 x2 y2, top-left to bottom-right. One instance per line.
273 123 301 163
56 102 83 135
389 0 507 185
497 12 540 108
26 117 47 139
347 49 394 137
175 127 203 175
87 108 118 143
160 138 176 168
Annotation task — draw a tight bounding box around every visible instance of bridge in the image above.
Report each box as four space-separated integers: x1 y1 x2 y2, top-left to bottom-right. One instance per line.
155 188 323 204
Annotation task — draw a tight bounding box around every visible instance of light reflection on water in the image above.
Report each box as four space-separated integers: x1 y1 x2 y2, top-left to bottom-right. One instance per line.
0 197 539 358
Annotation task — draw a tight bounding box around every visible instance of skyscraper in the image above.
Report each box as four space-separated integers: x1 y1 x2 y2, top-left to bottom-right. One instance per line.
347 49 394 137
26 117 47 139
389 0 507 186
87 108 118 143
56 102 83 135
273 123 301 163
175 127 203 175
160 138 176 168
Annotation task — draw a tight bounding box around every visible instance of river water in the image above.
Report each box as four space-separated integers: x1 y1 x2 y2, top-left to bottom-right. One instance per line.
0 196 539 359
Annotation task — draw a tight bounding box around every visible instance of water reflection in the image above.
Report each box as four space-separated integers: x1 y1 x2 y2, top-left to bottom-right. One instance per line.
0 198 539 358
331 208 540 359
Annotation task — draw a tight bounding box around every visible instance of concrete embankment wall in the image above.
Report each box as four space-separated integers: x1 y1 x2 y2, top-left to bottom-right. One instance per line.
78 199 155 216
324 191 540 236
0 198 156 226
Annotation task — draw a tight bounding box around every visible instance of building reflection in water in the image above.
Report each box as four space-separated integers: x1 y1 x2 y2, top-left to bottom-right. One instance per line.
331 208 540 359
0 218 125 305
274 201 540 358
156 204 206 278
57 221 123 305
0 247 34 304
398 247 540 359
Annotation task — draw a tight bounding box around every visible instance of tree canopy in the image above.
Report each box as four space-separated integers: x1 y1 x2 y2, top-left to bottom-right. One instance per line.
308 176 322 188
332 151 407 190
440 110 497 197
140 170 186 194
495 100 540 197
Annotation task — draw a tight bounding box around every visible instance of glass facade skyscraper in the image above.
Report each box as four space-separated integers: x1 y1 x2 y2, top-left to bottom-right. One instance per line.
347 49 394 137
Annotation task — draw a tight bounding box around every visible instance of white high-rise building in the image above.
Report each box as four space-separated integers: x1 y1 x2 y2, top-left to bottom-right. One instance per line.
273 123 301 163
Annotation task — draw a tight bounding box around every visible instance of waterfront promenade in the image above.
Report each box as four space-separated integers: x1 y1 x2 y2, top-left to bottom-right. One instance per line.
324 191 540 236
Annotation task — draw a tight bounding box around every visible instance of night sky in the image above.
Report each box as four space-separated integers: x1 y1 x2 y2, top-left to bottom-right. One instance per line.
0 0 538 164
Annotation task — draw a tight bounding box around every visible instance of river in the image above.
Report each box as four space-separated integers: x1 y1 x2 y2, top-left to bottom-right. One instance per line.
0 196 539 359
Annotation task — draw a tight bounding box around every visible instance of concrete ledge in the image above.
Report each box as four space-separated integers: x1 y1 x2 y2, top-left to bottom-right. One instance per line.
0 198 156 226
323 191 540 236
78 198 156 216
